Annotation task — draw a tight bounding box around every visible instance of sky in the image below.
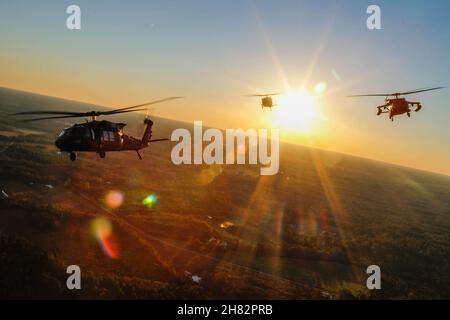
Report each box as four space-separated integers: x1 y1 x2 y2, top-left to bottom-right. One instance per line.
0 0 450 175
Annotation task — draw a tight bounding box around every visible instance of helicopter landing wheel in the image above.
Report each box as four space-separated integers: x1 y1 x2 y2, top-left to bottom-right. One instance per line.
99 150 106 159
70 152 77 161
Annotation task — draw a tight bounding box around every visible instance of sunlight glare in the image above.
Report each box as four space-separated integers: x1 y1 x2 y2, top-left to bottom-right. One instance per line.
272 89 318 133
314 82 327 94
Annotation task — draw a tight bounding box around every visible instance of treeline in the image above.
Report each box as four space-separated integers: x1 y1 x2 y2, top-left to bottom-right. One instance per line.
1 197 69 231
0 231 207 299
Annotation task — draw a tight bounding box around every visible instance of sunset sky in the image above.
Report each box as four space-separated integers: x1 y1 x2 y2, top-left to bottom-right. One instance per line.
1 0 450 175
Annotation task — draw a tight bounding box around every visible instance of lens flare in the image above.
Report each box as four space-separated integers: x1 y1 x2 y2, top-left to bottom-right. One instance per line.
314 82 327 94
198 164 223 185
104 190 124 209
91 217 119 259
142 193 158 208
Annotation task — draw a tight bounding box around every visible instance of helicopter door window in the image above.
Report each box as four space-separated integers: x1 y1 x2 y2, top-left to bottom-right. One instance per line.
108 131 115 141
102 131 110 142
82 127 91 139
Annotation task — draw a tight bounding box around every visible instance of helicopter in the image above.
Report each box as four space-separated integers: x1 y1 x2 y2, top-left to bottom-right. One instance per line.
10 97 182 161
246 92 282 110
348 87 444 121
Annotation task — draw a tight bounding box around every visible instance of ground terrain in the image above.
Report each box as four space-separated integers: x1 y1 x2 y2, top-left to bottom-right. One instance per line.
1 87 450 299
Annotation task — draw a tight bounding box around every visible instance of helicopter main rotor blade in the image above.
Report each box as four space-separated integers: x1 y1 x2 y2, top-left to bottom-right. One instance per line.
10 110 87 116
10 97 174 121
245 92 283 97
347 94 390 97
397 87 444 95
110 97 183 113
18 114 87 122
17 108 149 122
101 108 148 115
348 87 444 98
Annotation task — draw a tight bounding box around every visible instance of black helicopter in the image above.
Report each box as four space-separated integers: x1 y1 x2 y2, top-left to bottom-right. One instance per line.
246 92 282 110
11 97 182 161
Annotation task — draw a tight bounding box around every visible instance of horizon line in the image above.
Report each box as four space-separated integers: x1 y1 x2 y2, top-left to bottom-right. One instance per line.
1 85 449 179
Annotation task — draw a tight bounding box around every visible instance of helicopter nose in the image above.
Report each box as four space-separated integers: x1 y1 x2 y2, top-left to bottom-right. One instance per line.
55 137 63 149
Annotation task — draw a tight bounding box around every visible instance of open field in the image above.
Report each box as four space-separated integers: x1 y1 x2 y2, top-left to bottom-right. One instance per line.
1 87 450 299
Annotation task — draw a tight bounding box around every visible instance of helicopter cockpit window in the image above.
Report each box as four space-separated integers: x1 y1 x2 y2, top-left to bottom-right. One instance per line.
58 128 72 137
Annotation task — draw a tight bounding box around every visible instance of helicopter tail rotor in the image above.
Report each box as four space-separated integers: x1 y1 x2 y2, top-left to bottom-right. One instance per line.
136 117 169 160
141 118 154 147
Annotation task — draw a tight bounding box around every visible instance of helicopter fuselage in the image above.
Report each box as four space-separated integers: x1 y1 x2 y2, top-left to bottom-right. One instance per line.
56 120 130 151
54 119 158 161
386 98 410 116
261 96 274 108
377 97 422 120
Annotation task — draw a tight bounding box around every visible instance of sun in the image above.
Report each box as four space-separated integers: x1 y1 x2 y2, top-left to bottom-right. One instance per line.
271 89 318 133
